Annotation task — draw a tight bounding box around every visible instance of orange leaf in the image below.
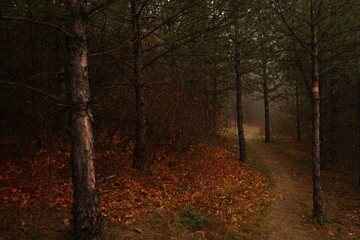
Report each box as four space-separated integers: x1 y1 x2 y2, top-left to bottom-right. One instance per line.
11 196 20 202
11 188 17 193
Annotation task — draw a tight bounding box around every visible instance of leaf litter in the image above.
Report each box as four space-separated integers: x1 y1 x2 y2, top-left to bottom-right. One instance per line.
0 138 271 229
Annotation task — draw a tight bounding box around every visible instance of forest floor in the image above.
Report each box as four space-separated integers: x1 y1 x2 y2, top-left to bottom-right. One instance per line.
0 125 359 239
245 125 316 239
242 125 360 240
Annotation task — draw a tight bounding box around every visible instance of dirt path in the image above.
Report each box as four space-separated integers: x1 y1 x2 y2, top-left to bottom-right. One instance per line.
245 126 319 240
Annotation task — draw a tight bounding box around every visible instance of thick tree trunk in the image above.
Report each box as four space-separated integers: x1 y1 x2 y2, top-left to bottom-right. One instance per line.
262 58 270 143
131 0 148 171
311 5 323 224
295 77 301 141
357 29 360 188
67 0 101 239
312 93 322 224
234 16 246 163
357 67 360 187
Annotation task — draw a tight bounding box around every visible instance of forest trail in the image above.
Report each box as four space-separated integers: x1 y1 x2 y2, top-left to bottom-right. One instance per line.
244 125 318 240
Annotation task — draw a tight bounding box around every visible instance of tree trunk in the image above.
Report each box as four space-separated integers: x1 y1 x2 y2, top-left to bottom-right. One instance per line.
329 76 337 163
167 20 182 86
131 0 148 171
357 65 360 187
357 25 360 188
262 57 270 143
212 61 218 129
311 4 323 224
295 77 301 141
67 0 102 239
234 15 246 163
320 77 327 170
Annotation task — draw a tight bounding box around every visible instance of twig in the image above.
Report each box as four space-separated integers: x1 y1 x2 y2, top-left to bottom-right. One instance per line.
0 80 65 104
98 190 112 195
1 16 73 38
98 174 116 184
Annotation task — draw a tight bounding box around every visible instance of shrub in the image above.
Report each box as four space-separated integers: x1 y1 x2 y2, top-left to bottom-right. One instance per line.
179 207 209 228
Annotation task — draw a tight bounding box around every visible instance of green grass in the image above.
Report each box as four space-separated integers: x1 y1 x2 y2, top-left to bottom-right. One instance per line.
179 207 209 229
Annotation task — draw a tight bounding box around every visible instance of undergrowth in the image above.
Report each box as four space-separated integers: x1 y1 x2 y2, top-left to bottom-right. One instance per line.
179 207 209 228
0 130 271 239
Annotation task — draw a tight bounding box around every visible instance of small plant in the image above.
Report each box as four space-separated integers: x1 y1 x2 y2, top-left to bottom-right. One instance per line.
112 229 120 240
179 207 209 228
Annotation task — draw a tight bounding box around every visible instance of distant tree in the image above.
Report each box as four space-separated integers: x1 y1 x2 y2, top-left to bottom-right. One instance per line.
228 0 260 161
233 7 246 162
129 0 148 171
250 4 290 144
120 0 231 170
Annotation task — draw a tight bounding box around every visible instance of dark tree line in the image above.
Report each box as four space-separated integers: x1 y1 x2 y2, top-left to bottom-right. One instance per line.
1 0 359 238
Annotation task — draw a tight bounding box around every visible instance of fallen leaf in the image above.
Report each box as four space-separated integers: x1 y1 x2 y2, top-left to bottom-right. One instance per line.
63 219 70 227
134 228 143 234
11 196 20 202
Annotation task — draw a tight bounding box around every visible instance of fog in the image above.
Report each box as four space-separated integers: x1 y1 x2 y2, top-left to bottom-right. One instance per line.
225 95 297 138
243 97 264 126
225 97 265 129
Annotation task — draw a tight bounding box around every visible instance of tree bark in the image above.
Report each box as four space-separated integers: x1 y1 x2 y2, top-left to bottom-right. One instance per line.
311 3 323 224
131 0 148 171
66 0 102 239
329 76 337 163
234 14 246 163
167 20 182 86
357 23 360 188
320 77 327 170
212 61 218 129
357 62 360 187
262 57 270 143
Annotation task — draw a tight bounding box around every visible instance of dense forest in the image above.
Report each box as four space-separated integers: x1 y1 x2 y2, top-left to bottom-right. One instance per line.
0 0 359 239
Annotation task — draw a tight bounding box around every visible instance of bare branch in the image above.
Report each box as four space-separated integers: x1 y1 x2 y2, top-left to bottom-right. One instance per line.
98 174 117 184
97 190 112 195
86 0 117 19
1 16 73 38
0 80 65 104
272 1 313 55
